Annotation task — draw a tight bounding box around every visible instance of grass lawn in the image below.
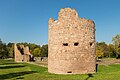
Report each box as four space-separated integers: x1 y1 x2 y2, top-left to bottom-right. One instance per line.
0 59 120 80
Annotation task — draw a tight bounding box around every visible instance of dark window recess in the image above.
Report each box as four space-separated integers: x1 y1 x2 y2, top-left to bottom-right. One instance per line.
67 71 72 73
74 42 79 46
90 42 93 46
63 43 68 46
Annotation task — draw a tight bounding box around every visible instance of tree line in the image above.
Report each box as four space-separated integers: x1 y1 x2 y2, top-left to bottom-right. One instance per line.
96 34 120 59
0 34 120 59
0 39 48 58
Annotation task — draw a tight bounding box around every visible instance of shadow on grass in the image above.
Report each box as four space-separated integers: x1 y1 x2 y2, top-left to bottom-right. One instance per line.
84 74 94 80
84 64 98 80
16 77 24 79
0 59 19 65
0 71 37 80
0 62 19 65
0 65 26 69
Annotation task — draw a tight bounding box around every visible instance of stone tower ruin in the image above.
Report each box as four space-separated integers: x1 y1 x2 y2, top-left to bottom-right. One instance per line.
48 8 96 74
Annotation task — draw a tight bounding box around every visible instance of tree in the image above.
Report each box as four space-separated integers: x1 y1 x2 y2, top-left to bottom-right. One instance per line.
28 43 40 54
112 34 120 47
41 44 48 57
0 39 9 58
7 43 14 58
96 47 104 58
96 42 109 58
0 39 3 54
33 48 41 57
108 44 116 58
96 42 104 58
112 34 120 58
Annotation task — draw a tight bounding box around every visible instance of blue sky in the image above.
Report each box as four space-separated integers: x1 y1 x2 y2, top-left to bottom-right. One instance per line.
0 0 120 45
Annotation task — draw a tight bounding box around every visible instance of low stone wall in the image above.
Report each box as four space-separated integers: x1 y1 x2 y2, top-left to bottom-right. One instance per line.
34 57 48 62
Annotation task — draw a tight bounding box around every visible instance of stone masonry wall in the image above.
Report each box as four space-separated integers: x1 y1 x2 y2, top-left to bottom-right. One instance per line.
24 46 31 55
14 44 33 62
14 44 23 62
48 8 96 74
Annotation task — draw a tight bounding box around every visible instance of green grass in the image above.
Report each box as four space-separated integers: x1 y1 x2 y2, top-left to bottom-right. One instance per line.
0 59 120 80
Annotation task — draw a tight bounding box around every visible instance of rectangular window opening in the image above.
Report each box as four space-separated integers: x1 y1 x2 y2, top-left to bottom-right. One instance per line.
74 42 79 46
90 42 93 47
63 43 68 46
67 71 72 73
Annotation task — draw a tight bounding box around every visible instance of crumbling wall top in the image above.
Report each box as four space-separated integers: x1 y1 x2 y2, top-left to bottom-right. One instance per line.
48 8 95 30
58 8 78 21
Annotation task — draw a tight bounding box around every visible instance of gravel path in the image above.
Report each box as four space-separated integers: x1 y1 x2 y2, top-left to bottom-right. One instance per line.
27 61 48 67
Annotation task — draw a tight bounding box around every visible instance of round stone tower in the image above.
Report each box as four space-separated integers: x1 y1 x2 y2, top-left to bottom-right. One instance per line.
48 8 96 74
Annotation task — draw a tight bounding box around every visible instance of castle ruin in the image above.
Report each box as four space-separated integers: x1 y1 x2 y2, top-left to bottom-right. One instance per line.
14 44 34 62
48 8 96 74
